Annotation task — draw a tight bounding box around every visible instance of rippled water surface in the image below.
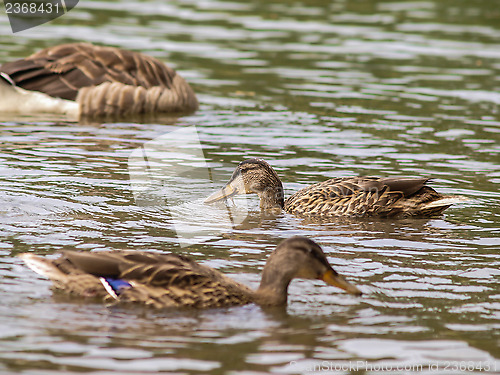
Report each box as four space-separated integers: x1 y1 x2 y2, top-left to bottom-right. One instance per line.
1 0 499 373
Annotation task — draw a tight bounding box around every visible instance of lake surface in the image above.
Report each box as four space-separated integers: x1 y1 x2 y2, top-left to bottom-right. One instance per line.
0 0 499 373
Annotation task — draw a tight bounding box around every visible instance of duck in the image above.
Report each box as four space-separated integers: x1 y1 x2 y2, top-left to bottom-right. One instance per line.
205 158 464 218
19 236 361 308
0 42 198 119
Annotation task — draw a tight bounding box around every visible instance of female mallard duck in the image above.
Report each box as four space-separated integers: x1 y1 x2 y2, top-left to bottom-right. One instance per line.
205 158 464 218
19 236 361 308
0 43 198 118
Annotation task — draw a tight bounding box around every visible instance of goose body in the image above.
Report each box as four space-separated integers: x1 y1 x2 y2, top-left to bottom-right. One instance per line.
20 237 361 309
205 158 464 218
0 43 198 118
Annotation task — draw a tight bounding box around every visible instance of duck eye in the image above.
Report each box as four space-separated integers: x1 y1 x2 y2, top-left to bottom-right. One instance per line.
293 245 312 254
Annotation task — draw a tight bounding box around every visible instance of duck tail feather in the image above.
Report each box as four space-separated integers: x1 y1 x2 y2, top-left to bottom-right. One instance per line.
423 195 469 209
18 253 66 281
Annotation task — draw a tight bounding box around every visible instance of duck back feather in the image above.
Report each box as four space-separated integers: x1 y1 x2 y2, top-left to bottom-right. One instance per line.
20 251 253 309
284 176 461 218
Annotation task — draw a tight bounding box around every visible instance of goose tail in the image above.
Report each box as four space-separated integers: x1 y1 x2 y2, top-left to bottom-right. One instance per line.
0 73 79 118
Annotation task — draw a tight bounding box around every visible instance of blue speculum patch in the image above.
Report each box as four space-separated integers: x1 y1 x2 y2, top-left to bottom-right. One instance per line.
103 278 131 295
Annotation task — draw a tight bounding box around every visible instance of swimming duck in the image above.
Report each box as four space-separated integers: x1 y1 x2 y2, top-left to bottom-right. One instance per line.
205 158 463 217
0 43 198 119
19 236 361 308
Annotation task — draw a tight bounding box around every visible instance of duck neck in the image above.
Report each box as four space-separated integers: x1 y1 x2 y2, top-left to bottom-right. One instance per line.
258 185 285 211
254 261 294 306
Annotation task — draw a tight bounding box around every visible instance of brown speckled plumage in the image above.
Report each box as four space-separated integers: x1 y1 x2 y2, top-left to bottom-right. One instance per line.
0 43 198 117
20 237 361 309
205 158 463 218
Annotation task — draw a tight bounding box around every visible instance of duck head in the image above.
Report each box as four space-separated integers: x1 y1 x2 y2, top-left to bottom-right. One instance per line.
205 158 285 210
256 236 362 306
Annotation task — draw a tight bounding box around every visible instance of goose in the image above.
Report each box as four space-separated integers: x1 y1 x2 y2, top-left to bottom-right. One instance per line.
205 158 464 218
0 42 198 119
19 236 361 308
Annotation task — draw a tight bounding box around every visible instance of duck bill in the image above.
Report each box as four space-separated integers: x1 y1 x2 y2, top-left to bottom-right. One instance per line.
320 269 362 296
205 182 240 204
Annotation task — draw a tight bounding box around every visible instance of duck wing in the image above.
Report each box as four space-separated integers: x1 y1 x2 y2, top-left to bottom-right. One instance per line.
284 176 452 217
21 251 253 309
376 177 429 197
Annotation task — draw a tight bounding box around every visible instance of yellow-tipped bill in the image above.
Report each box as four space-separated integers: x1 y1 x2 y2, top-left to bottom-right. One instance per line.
320 269 362 296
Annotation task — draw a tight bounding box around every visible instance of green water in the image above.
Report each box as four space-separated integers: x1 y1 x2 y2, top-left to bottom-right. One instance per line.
0 0 499 374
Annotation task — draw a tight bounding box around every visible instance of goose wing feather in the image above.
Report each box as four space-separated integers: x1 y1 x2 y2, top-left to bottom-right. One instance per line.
0 43 177 101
